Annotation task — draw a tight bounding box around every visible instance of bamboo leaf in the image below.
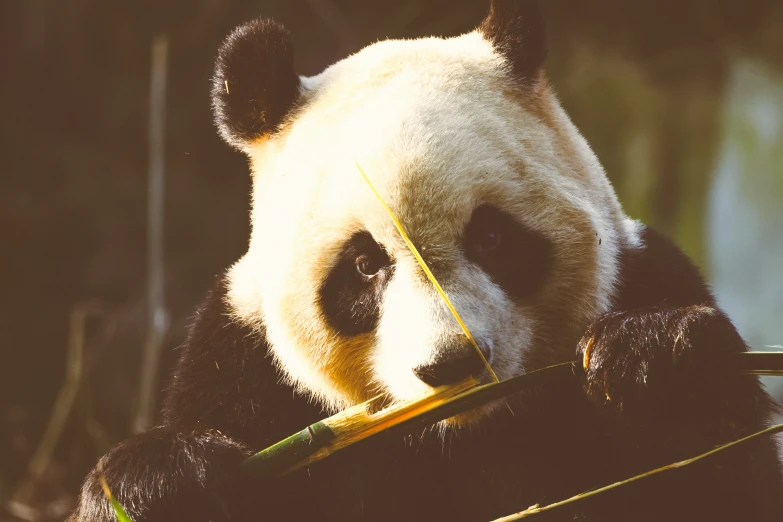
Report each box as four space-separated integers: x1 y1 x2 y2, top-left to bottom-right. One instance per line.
99 471 134 522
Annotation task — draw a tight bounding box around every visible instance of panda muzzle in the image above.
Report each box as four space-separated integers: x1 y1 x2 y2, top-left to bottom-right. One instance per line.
413 339 491 387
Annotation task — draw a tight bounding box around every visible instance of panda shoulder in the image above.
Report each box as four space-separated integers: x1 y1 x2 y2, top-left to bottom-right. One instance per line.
614 219 715 310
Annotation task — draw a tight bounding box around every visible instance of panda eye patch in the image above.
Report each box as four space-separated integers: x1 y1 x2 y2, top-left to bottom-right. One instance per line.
320 232 393 336
464 205 552 302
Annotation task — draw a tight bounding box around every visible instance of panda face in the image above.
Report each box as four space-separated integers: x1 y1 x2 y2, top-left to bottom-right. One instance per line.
219 10 632 420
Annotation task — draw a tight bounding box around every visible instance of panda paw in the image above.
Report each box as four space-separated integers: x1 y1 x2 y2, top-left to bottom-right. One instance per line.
69 427 255 522
576 305 742 412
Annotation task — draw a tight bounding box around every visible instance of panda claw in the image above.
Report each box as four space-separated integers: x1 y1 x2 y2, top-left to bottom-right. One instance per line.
582 337 594 370
603 368 611 401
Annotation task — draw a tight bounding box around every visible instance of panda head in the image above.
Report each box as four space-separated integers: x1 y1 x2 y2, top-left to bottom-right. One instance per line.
213 0 635 420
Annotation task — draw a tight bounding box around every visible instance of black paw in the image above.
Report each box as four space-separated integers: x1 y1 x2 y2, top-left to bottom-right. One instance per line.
70 427 254 522
576 305 742 411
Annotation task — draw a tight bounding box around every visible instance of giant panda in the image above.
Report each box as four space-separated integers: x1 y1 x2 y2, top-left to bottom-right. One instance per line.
70 1 783 521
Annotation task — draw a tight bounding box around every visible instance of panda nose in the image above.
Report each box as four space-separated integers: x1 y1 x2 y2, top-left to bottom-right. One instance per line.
413 339 491 387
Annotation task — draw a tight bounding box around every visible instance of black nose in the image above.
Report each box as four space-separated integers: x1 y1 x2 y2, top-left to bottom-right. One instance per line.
413 340 490 387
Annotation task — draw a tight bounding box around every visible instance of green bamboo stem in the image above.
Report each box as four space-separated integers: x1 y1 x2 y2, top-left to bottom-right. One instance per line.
242 421 336 477
242 362 576 477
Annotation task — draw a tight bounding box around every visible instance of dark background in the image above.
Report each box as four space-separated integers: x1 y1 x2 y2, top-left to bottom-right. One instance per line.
1 1 782 519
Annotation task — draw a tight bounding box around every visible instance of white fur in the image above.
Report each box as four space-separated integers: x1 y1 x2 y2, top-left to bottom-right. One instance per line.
227 30 634 415
623 218 645 249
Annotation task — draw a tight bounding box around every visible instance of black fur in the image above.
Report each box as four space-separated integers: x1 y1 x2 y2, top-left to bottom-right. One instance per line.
319 231 394 336
613 226 715 311
463 204 552 303
211 18 301 149
578 305 745 413
70 225 783 522
478 0 548 82
159 279 323 443
72 427 254 522
577 227 735 413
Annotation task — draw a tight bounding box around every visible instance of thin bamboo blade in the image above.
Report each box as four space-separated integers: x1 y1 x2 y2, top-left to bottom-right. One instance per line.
491 422 783 521
737 351 783 375
355 161 498 383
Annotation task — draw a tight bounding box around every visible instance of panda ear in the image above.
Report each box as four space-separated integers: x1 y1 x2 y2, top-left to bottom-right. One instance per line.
478 0 547 83
211 18 301 151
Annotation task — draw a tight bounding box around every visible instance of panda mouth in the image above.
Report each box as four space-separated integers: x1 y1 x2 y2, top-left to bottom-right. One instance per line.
441 399 508 428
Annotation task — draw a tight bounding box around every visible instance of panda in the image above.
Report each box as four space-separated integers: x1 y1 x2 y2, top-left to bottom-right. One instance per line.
70 1 783 521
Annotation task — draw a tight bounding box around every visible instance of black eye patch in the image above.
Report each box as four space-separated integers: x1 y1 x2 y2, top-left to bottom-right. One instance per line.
463 205 552 303
319 231 393 336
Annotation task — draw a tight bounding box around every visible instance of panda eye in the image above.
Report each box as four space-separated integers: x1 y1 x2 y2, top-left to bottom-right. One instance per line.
465 209 504 255
355 253 385 277
474 229 502 253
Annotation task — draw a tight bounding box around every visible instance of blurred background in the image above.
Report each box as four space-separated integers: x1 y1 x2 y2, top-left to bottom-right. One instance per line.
1 0 782 519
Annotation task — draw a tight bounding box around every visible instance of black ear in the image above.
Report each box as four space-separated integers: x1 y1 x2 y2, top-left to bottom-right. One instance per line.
211 19 301 150
478 0 547 83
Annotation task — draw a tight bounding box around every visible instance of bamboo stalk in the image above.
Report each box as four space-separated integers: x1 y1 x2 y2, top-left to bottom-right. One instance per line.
736 351 783 375
242 351 783 478
134 34 169 434
9 307 92 508
242 362 575 477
